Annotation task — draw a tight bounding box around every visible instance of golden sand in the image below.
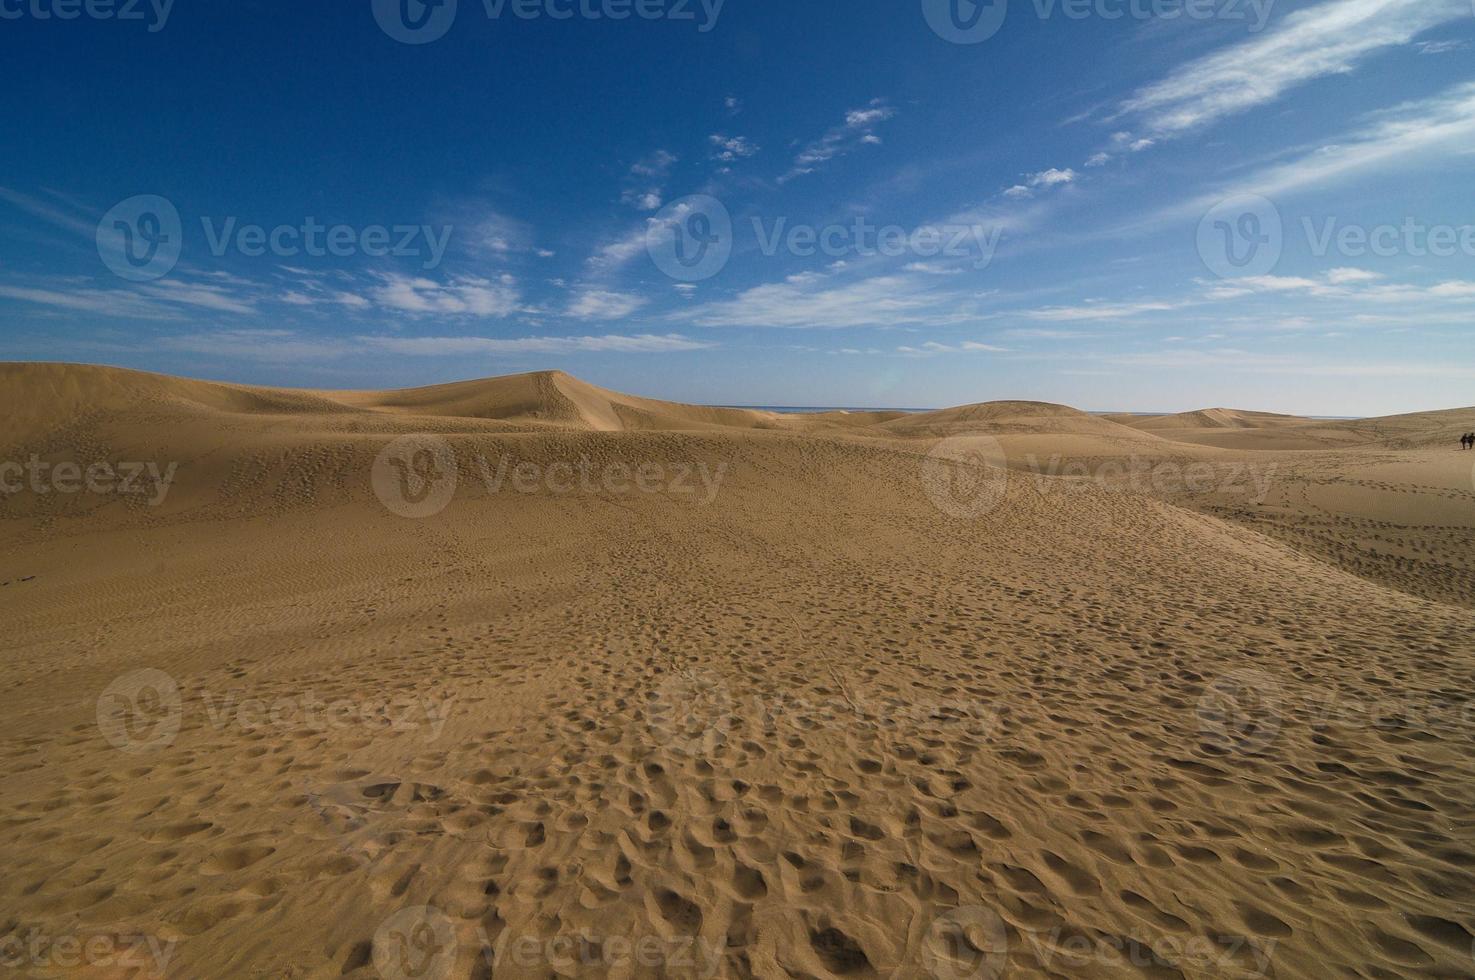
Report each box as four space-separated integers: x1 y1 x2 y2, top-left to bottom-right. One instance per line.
2 363 1473 978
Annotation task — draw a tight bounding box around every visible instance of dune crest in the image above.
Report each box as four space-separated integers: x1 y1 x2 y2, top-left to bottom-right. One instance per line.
1116 407 1311 430
330 369 781 432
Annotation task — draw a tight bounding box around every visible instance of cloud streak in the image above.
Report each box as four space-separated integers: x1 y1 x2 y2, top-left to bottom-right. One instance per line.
1121 0 1468 137
360 333 712 355
780 100 896 182
676 272 984 329
1172 80 1475 215
371 274 522 317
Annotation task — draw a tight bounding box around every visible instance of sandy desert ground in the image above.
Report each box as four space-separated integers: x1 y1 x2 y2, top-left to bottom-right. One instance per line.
2 362 1474 979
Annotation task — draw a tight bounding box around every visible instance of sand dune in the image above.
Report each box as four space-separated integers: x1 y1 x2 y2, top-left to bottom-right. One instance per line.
1109 408 1312 431
3 363 1475 979
1 362 353 443
1109 404 1475 454
877 401 1174 466
333 370 780 433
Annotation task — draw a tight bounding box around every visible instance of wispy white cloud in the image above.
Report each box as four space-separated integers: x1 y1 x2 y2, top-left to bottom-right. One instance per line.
0 185 98 237
897 340 1008 356
371 273 521 317
1417 39 1468 55
1004 327 1097 340
1121 0 1468 137
566 289 648 319
709 134 760 163
676 272 982 329
1003 167 1078 199
1201 269 1475 306
1325 267 1383 285
630 150 677 179
621 150 679 211
361 332 711 355
0 283 180 319
623 191 663 211
904 261 964 276
588 224 652 272
281 288 372 310
1100 346 1475 378
137 279 258 314
1022 298 1186 321
1159 80 1475 223
465 208 537 254
1082 131 1155 169
0 269 269 319
781 100 896 182
161 329 352 361
155 328 713 361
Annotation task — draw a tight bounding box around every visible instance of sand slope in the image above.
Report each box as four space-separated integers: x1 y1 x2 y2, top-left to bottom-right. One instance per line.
333 370 780 433
1110 403 1475 453
1110 408 1312 431
2 364 1474 979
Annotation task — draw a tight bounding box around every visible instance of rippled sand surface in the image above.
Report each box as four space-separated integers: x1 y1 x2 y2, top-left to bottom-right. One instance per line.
3 363 1474 978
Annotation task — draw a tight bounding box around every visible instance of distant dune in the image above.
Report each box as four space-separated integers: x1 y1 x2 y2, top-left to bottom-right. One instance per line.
1 361 352 443
4 362 1475 979
6 361 1471 447
330 369 781 432
1110 407 1312 430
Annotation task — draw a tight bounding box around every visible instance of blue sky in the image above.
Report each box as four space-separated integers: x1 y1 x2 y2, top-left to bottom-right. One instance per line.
2 0 1473 414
